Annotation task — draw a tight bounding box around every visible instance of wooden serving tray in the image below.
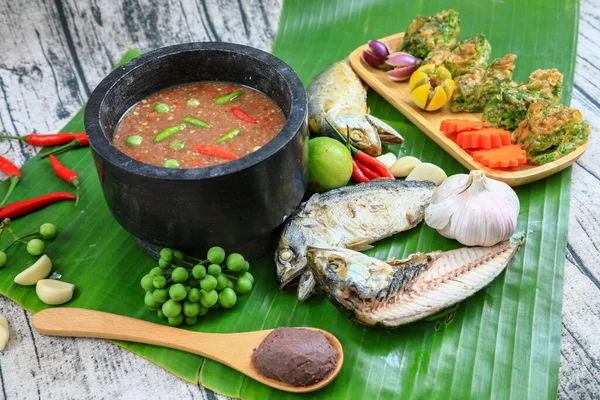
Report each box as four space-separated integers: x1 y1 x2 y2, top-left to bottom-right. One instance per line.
348 33 587 186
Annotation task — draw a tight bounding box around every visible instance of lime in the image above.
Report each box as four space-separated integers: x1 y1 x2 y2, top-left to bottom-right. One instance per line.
307 137 353 192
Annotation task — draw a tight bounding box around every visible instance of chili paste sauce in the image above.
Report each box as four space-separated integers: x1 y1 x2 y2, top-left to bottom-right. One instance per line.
113 82 286 168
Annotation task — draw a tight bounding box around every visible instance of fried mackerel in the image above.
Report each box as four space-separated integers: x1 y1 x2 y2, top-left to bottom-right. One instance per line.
482 68 563 130
512 100 590 165
400 9 461 60
307 60 404 157
307 235 525 327
424 33 492 77
450 54 517 112
275 180 435 302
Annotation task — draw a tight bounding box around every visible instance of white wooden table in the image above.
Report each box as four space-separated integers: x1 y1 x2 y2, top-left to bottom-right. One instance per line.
0 1 598 398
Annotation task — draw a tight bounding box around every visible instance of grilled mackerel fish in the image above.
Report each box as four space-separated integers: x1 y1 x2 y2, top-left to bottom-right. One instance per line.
275 180 435 301
307 59 404 156
307 235 525 327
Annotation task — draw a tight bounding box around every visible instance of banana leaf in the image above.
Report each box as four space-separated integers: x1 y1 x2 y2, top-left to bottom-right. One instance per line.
0 0 577 398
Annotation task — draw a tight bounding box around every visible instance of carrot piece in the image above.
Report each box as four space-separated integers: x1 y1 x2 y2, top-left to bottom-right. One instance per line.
440 119 486 134
472 145 527 168
456 128 511 149
440 120 449 133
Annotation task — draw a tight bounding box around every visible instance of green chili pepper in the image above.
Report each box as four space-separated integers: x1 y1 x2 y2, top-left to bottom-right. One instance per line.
186 99 200 107
181 116 210 128
216 128 241 143
215 90 242 105
154 123 187 142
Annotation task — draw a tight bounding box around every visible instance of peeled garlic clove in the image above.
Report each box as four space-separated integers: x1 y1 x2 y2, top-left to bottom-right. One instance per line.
0 315 8 351
406 163 447 185
375 152 397 168
14 255 52 286
390 156 421 177
36 279 75 305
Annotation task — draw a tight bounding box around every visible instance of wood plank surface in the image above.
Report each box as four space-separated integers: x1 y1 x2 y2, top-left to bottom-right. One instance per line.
0 0 599 399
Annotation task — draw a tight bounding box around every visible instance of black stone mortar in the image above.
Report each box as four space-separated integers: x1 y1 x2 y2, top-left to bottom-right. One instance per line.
84 42 308 260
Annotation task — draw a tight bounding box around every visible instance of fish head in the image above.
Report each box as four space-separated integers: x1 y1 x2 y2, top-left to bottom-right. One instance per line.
333 120 382 156
275 236 307 292
297 271 318 302
306 246 394 300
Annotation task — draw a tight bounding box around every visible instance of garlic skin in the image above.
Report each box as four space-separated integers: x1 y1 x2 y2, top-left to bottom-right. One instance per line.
425 170 519 246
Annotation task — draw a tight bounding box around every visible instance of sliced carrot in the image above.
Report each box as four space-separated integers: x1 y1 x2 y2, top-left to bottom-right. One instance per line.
440 119 486 134
472 145 527 168
456 128 511 149
440 120 449 133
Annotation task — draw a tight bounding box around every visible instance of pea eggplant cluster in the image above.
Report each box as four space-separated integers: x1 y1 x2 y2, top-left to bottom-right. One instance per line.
0 218 57 268
140 246 255 327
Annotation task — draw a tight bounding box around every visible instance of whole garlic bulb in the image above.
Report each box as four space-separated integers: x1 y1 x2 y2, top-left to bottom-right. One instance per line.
425 170 519 246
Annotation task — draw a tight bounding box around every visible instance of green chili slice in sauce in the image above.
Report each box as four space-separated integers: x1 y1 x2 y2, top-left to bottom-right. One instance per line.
181 116 210 128
215 91 242 105
154 123 187 142
216 128 241 143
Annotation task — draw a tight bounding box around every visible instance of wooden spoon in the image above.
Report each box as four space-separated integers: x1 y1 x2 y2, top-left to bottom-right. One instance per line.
32 308 343 393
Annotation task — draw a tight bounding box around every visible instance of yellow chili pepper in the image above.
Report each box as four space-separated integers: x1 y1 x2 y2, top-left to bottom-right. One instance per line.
408 64 455 111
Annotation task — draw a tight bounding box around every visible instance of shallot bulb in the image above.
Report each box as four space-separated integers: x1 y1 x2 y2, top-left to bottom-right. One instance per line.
385 52 418 81
362 40 390 68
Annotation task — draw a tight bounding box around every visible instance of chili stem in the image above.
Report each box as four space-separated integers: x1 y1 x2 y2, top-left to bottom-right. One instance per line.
0 135 26 141
325 118 359 155
75 185 80 207
39 141 76 158
0 176 20 207
346 125 351 152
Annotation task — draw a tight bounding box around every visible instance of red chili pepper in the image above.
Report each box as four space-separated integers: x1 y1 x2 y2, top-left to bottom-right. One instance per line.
0 132 85 146
351 159 370 183
0 192 76 219
354 151 395 179
49 155 80 207
0 155 22 207
40 134 89 158
355 159 380 180
196 145 239 160
231 108 258 124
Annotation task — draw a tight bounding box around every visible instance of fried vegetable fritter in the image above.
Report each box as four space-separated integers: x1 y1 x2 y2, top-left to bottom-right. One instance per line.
512 100 590 165
450 54 517 112
482 68 563 130
400 10 460 60
424 33 491 76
